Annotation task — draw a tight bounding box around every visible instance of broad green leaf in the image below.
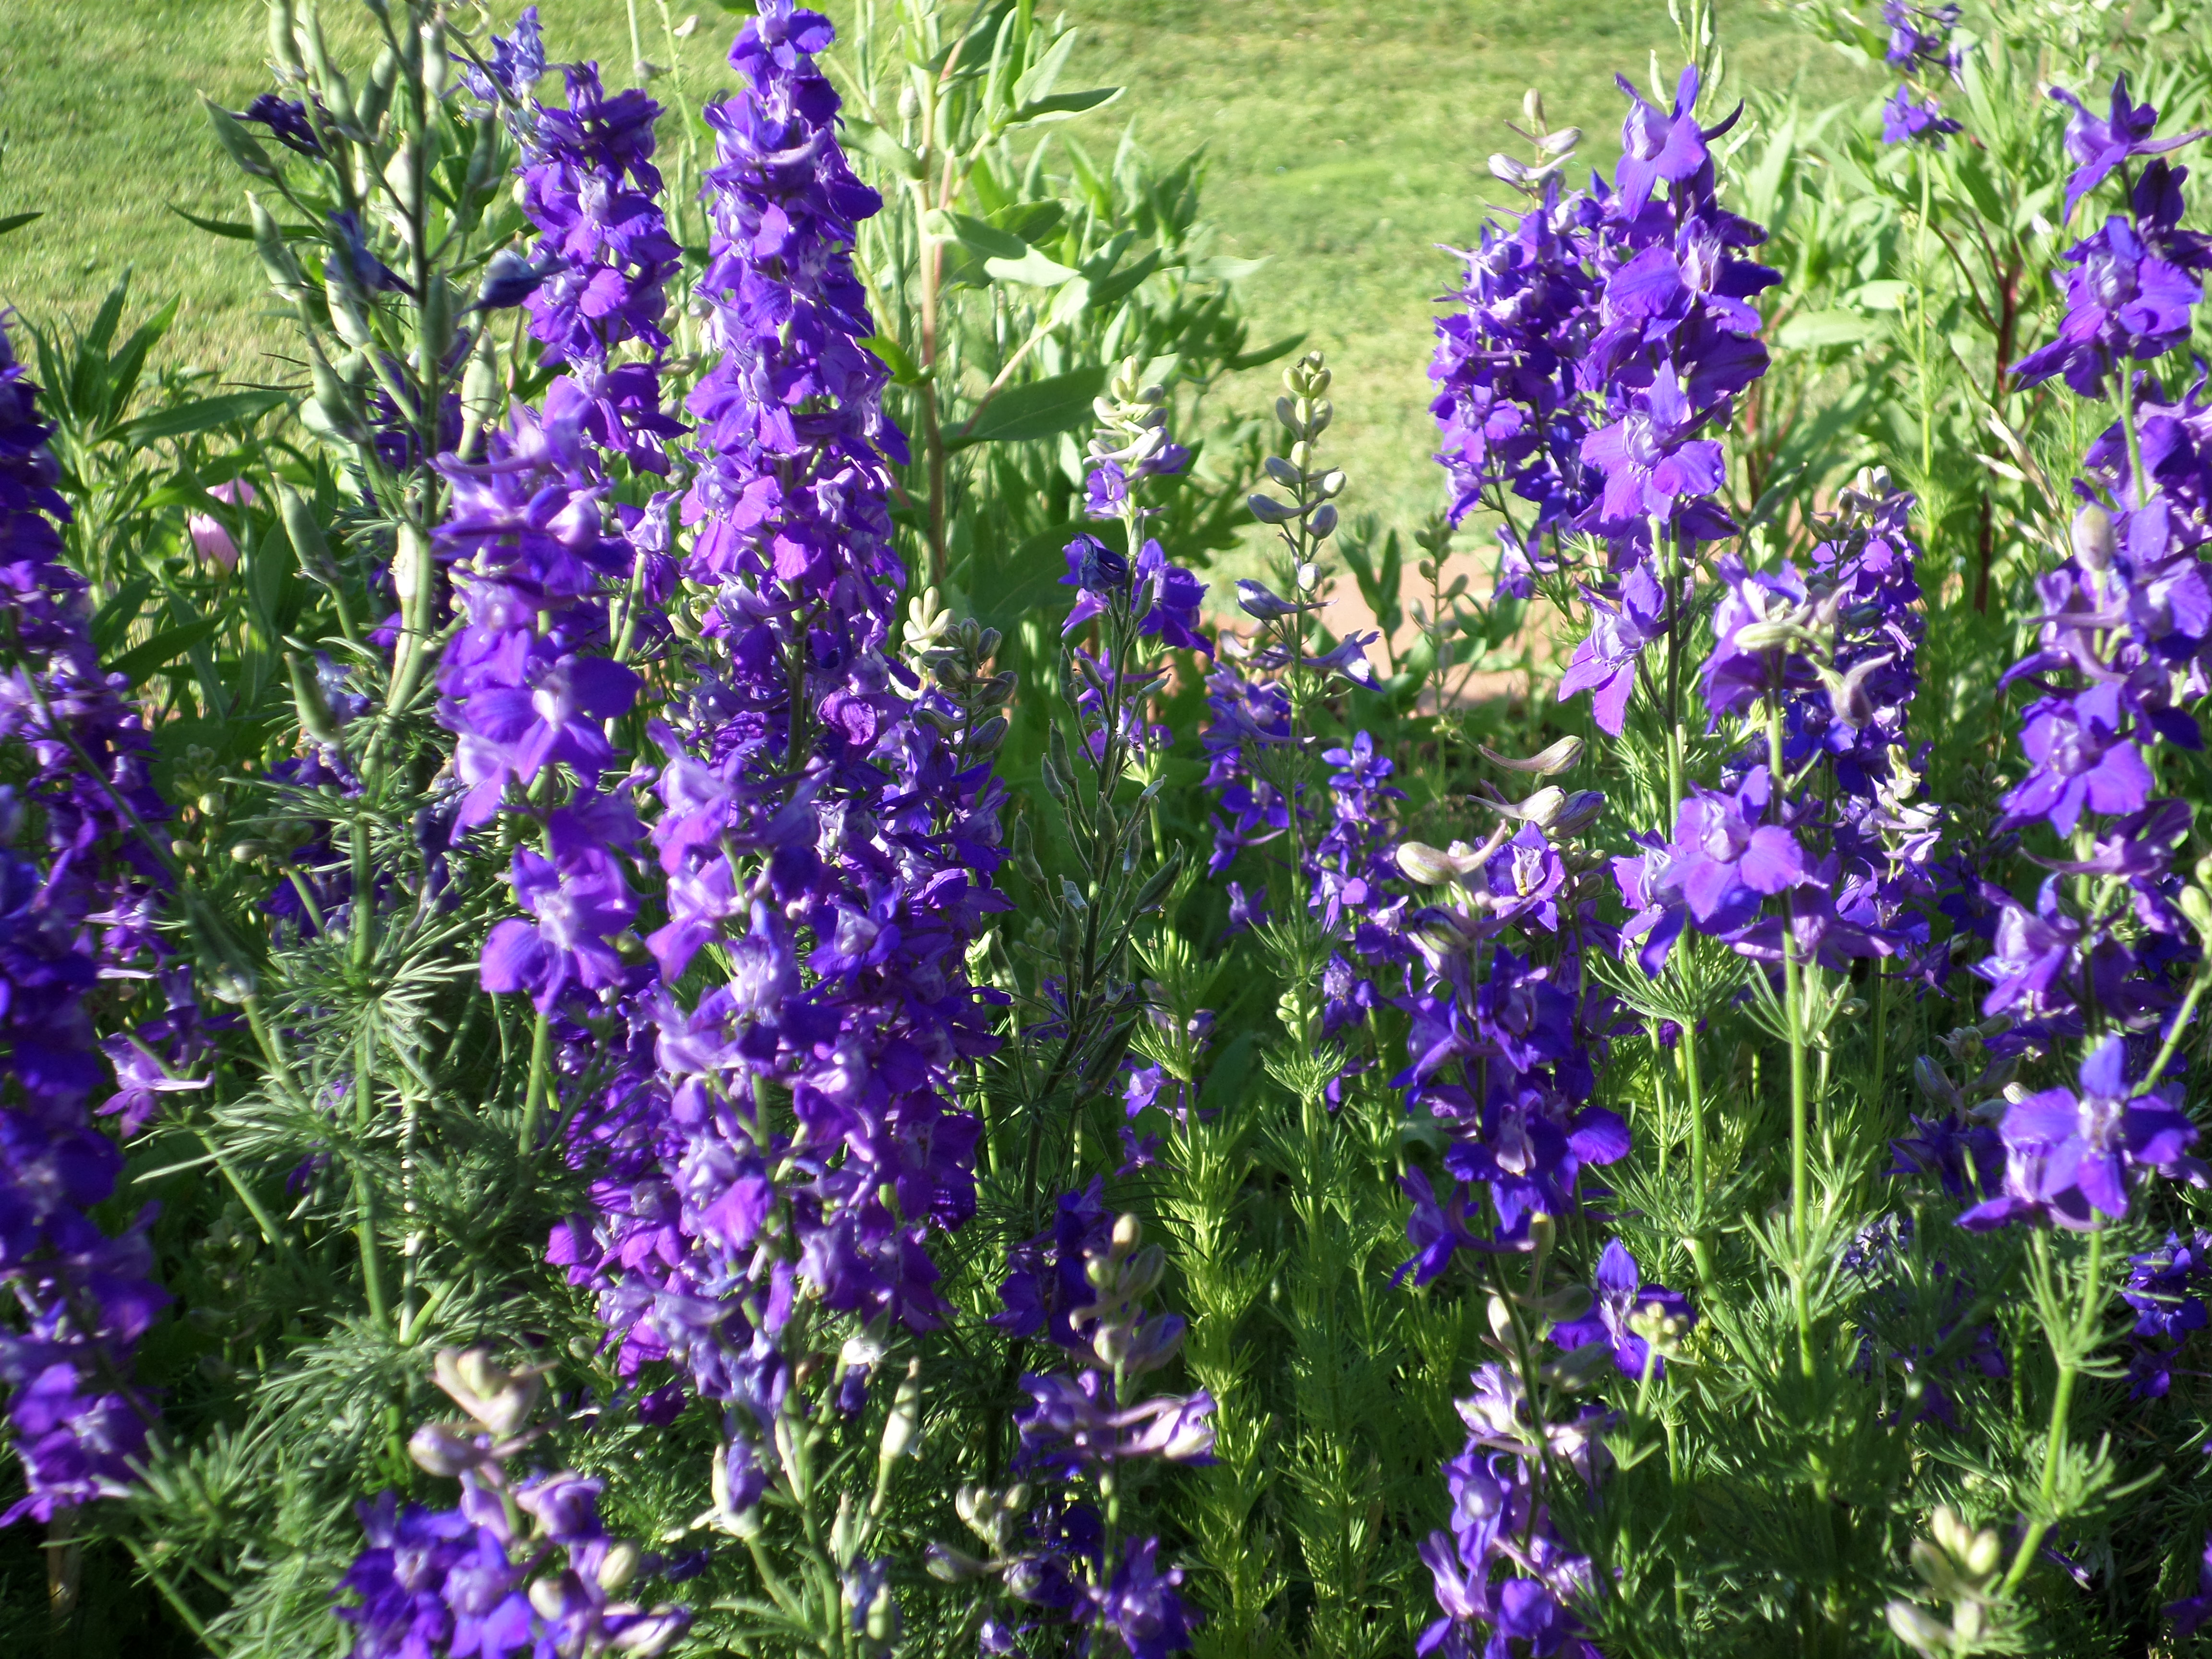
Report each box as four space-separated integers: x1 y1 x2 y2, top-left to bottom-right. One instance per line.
1185 253 1268 284
109 617 221 686
989 201 1066 246
922 209 1029 261
1777 311 1875 349
1012 28 1080 108
115 390 287 446
1084 248 1163 311
1012 88 1122 126
984 246 1081 287
848 120 925 182
949 366 1108 449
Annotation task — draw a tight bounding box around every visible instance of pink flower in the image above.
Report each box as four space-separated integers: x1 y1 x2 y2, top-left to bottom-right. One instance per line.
185 479 257 569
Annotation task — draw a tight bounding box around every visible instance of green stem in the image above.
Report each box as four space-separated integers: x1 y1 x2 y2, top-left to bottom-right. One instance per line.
2120 373 2148 505
517 1008 553 1154
1768 688 1813 1375
2140 964 2212 1094
2001 1228 2105 1595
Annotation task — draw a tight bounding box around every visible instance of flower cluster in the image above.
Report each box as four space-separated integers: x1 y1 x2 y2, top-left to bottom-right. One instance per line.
1434 68 1776 734
0 315 174 1525
541 9 1010 1565
335 1348 690 1659
1617 470 1938 976
1420 1238 1688 1657
938 1192 1212 1657
1879 1 1961 146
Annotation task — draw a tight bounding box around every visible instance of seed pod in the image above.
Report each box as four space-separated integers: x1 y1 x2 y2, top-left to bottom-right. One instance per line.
421 21 448 100
878 1361 921 1464
267 0 303 75
249 195 307 303
384 139 422 219
276 482 336 579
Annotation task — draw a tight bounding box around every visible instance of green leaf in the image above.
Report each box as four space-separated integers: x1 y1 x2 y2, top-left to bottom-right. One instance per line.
167 205 253 240
0 211 41 239
92 575 156 659
1012 87 1122 125
989 201 1066 245
950 366 1108 449
923 210 1029 261
848 120 925 182
1777 311 1875 349
1851 279 1912 312
1227 333 1306 372
859 334 929 385
984 246 1081 287
1185 253 1268 284
108 617 221 686
1083 248 1163 311
115 390 287 446
1013 29 1079 108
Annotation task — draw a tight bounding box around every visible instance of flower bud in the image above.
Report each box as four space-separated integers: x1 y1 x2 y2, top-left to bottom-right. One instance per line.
529 1576 572 1621
250 195 306 304
1112 1213 1142 1255
1523 87 1546 127
1912 1056 1962 1111
1395 841 1478 886
879 1360 921 1464
408 1420 488 1476
1538 126 1582 155
1481 735 1583 776
2071 500 2115 571
1884 1599 1949 1656
1248 493 1299 525
1307 503 1338 540
433 1345 543 1436
926 1542 991 1582
598 1540 642 1591
1731 618 1803 652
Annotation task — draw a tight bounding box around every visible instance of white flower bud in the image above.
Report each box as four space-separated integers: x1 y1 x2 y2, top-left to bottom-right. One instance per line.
2071 500 2115 571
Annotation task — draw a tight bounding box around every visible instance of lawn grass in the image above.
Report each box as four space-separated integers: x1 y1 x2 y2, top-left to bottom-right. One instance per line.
0 0 1875 532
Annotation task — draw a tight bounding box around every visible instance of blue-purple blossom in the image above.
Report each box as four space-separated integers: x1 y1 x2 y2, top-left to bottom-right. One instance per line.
2048 74 2209 226
1959 1036 2203 1230
1551 1239 1694 1379
2012 215 2203 398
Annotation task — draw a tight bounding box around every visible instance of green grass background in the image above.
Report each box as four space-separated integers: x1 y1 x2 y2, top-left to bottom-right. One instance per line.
0 0 1873 530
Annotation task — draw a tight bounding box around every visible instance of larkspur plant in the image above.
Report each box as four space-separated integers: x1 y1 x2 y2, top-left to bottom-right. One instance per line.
15 1 2212 1657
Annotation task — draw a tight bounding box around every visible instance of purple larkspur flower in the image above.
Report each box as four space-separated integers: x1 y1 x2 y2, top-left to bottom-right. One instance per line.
2048 74 2208 226
2013 215 2203 398
1551 1238 1694 1379
1959 1035 2203 1230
